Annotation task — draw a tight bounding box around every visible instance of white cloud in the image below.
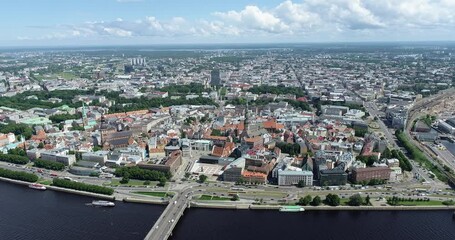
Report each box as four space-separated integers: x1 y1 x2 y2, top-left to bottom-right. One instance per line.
17 0 455 42
214 5 290 33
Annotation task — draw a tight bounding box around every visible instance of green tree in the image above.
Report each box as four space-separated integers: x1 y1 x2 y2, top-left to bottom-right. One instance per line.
297 195 312 206
297 180 306 188
52 178 113 195
311 196 322 206
347 194 363 206
0 167 38 182
324 194 341 206
37 142 45 149
199 174 208 183
7 148 26 156
382 147 392 159
34 159 65 171
158 177 167 187
119 176 129 184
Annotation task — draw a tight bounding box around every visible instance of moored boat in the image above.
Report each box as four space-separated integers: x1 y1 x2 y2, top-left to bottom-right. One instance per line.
28 183 46 190
92 200 115 207
279 206 305 212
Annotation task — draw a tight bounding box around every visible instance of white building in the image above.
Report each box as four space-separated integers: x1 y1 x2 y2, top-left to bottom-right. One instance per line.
278 169 313 186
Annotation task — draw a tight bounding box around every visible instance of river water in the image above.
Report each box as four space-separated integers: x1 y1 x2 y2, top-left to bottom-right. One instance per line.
0 181 164 240
1 181 455 240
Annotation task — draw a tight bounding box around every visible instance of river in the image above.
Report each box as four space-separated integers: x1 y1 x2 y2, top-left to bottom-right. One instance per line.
1 181 455 240
0 181 164 240
171 208 455 240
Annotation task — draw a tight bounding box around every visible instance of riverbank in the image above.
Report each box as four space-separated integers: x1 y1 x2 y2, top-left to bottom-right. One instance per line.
190 201 455 211
3 176 455 211
0 177 115 201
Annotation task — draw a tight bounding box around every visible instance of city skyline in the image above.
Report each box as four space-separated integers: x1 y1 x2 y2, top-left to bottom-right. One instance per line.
1 0 455 46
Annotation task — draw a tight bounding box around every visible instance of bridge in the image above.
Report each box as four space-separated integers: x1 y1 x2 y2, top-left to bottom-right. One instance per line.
144 187 193 240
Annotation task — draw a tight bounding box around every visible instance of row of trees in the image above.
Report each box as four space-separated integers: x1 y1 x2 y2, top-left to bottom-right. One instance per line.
114 166 171 181
52 178 114 195
390 149 413 171
0 167 38 182
0 153 29 165
297 194 371 207
247 85 306 98
34 159 65 171
395 130 446 181
387 196 431 206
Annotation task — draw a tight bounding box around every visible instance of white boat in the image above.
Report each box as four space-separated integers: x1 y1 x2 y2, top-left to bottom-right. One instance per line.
92 200 115 207
28 183 46 190
279 206 305 212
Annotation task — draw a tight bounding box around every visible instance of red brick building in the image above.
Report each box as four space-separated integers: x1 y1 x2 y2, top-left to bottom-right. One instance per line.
351 167 391 183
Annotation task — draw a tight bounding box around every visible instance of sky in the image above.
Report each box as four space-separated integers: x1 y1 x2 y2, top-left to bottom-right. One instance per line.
1 0 454 46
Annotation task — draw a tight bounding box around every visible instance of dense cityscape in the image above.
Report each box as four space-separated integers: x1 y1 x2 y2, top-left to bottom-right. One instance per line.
0 43 455 239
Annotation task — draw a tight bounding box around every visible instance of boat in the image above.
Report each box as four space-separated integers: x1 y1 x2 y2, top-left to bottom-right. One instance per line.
91 200 115 207
28 183 46 190
279 206 305 212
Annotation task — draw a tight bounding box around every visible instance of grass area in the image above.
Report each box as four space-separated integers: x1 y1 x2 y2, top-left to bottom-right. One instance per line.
395 200 444 206
198 195 232 201
243 191 287 198
37 179 52 185
133 191 174 198
33 72 78 81
108 179 158 187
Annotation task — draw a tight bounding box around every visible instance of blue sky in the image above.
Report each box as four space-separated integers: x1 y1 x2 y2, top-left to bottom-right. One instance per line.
1 0 454 46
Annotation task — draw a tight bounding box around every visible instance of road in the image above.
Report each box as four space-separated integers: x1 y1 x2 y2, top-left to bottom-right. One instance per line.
144 186 194 240
363 101 434 185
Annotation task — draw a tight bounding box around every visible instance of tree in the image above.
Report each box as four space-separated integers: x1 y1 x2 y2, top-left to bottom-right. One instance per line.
297 195 312 206
347 194 363 206
119 176 129 184
297 180 306 188
324 194 341 206
37 142 45 149
199 174 208 183
158 177 167 187
184 172 191 179
311 196 322 206
7 148 26 156
143 180 151 185
382 147 392 159
365 195 371 205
